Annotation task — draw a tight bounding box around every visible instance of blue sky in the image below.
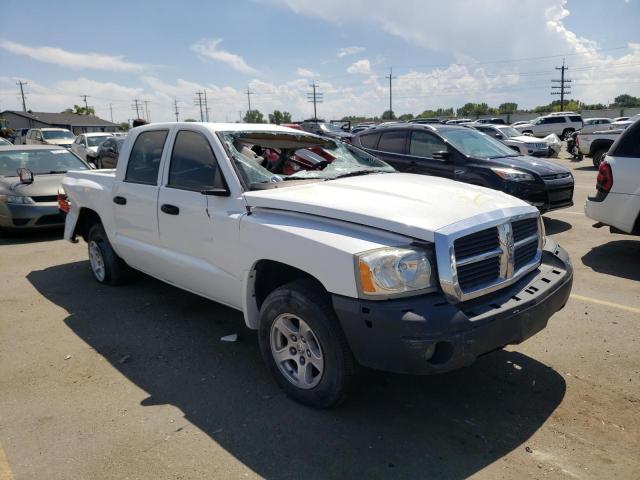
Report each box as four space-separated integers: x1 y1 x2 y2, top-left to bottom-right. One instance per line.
1 0 639 123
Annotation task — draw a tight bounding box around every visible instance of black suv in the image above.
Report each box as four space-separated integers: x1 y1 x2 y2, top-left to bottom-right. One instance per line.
353 124 574 213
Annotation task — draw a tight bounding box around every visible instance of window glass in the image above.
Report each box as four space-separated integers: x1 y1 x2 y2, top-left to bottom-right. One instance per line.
168 130 225 191
440 128 518 159
125 130 168 185
409 131 447 157
377 131 407 154
610 122 640 157
359 132 380 149
0 149 88 176
568 115 582 122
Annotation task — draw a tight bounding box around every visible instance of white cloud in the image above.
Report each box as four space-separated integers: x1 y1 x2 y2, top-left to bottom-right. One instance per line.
295 67 317 77
191 38 258 75
347 59 371 74
337 46 365 58
0 40 144 72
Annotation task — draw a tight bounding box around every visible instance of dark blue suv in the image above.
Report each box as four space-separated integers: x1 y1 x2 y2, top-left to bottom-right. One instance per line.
353 123 574 213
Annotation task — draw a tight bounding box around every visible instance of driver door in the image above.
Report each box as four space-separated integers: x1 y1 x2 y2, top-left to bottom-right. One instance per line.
407 130 457 179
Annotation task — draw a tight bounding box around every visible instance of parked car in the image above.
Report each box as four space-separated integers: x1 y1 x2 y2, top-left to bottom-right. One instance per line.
409 118 442 124
0 138 11 146
475 118 507 125
0 145 90 232
510 121 530 127
350 125 371 134
445 119 472 125
585 119 640 235
514 114 583 139
93 137 126 169
471 124 550 157
61 122 572 408
580 118 613 133
279 123 303 131
300 121 353 142
610 114 640 130
612 116 629 122
70 132 114 162
353 123 574 213
10 128 30 145
575 130 623 167
25 128 75 148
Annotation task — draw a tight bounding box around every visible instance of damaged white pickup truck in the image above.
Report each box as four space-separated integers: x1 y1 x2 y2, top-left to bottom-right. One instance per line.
61 123 573 408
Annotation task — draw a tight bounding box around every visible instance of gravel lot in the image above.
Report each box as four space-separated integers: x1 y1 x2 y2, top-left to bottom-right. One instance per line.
1 148 638 480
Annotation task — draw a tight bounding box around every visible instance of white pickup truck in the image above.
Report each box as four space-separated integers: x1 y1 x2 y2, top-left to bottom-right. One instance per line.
61 123 573 407
575 130 622 167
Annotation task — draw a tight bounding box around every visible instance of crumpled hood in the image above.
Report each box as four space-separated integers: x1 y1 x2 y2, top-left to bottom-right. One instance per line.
510 135 546 144
0 173 65 198
243 173 535 242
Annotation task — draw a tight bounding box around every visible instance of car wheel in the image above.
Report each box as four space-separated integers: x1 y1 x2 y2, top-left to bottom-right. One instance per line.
258 279 356 408
592 148 607 168
87 224 130 285
561 128 574 140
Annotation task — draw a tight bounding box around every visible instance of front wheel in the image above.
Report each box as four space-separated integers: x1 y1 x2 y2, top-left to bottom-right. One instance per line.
592 148 607 168
87 224 130 285
258 280 356 408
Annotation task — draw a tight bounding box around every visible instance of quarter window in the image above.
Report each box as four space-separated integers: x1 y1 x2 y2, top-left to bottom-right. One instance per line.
359 132 380 149
409 131 447 157
124 130 168 185
377 130 407 154
168 130 225 191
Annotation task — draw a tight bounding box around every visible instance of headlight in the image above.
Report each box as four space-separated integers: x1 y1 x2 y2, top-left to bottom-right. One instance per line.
1 195 36 204
356 246 437 297
491 167 535 182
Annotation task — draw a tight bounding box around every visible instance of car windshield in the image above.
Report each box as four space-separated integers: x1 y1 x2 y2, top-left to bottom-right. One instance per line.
42 130 74 140
0 149 89 176
218 131 394 188
319 123 342 132
497 126 523 138
441 128 520 158
87 135 112 147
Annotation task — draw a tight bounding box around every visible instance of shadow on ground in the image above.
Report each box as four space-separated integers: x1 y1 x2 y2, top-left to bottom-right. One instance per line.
543 216 572 235
582 240 640 282
573 165 597 171
28 261 566 479
0 227 63 245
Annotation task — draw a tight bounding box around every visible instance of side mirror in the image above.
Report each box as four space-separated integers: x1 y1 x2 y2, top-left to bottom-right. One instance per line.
432 150 450 161
17 167 34 184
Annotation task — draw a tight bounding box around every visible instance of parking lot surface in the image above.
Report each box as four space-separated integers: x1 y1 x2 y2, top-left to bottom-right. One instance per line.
1 148 639 479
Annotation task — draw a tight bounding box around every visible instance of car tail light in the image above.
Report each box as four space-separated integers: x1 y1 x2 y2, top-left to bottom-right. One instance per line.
596 161 613 193
58 191 70 213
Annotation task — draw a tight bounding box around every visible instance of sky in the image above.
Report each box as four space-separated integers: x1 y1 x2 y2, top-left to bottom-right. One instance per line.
1 0 639 124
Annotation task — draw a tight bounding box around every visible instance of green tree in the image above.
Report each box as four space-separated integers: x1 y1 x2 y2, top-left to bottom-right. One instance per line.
63 104 95 115
612 94 640 107
268 110 291 124
244 110 265 123
398 113 414 121
498 102 518 114
118 122 130 131
282 111 292 123
381 110 396 120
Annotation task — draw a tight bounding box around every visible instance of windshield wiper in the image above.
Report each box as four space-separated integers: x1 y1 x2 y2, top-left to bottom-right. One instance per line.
329 169 389 180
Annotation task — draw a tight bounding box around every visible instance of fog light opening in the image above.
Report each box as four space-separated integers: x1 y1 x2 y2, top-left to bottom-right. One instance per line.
427 341 455 365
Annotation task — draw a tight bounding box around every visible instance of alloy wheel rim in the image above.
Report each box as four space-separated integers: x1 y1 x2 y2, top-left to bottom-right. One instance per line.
270 313 324 389
88 241 106 281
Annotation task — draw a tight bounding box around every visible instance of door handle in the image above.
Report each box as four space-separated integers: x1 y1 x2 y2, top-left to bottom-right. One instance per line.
454 169 465 176
113 196 127 205
161 204 180 215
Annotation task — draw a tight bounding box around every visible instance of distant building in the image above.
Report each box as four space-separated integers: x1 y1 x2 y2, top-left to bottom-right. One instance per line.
0 110 119 134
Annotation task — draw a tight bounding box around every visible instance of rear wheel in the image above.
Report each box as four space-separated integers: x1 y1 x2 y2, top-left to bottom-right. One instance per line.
258 279 356 408
592 148 607 168
87 224 129 285
561 128 574 140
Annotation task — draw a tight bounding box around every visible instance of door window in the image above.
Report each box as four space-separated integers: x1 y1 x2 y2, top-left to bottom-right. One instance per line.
409 131 447 158
359 132 380 149
377 130 407 154
124 130 168 185
168 130 226 191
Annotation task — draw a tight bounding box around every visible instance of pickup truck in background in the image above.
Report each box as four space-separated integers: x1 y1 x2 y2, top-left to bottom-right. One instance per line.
576 130 623 167
61 123 573 408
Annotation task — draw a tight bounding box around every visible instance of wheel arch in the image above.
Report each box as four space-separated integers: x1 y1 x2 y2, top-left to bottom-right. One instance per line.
589 139 614 157
73 207 103 242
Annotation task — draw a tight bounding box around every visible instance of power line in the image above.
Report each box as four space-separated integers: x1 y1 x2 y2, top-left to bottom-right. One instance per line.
16 80 28 111
551 58 572 110
306 81 323 121
173 97 180 122
385 67 397 118
131 98 142 118
194 91 205 122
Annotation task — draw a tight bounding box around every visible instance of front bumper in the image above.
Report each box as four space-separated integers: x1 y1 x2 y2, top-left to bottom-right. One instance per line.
507 179 574 213
0 203 65 229
332 239 572 375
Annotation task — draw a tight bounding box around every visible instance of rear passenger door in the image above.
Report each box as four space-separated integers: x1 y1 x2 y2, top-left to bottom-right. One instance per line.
369 130 411 171
157 129 241 303
407 130 455 179
112 129 169 275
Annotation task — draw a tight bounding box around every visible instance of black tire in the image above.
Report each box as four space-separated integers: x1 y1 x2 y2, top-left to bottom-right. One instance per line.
258 279 356 408
561 128 574 140
592 148 607 168
87 223 129 285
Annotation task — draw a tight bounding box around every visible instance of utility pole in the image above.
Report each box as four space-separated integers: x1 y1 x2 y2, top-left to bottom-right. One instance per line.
306 81 323 121
143 100 151 122
385 67 396 119
80 95 90 114
194 92 205 122
203 89 210 122
16 81 28 111
173 97 180 122
109 103 114 123
131 98 142 119
551 59 571 111
246 87 253 113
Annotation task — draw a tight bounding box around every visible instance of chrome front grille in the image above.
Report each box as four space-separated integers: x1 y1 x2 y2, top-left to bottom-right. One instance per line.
435 211 543 303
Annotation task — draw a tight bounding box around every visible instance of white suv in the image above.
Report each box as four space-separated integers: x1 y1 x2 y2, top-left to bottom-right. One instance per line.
580 117 613 134
515 114 583 139
585 118 640 235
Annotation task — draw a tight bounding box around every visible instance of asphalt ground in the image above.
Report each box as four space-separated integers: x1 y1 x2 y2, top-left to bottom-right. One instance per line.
0 147 638 479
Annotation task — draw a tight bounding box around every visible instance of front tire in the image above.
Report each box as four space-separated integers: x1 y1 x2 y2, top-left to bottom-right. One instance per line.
592 148 607 168
258 280 356 408
87 224 129 285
